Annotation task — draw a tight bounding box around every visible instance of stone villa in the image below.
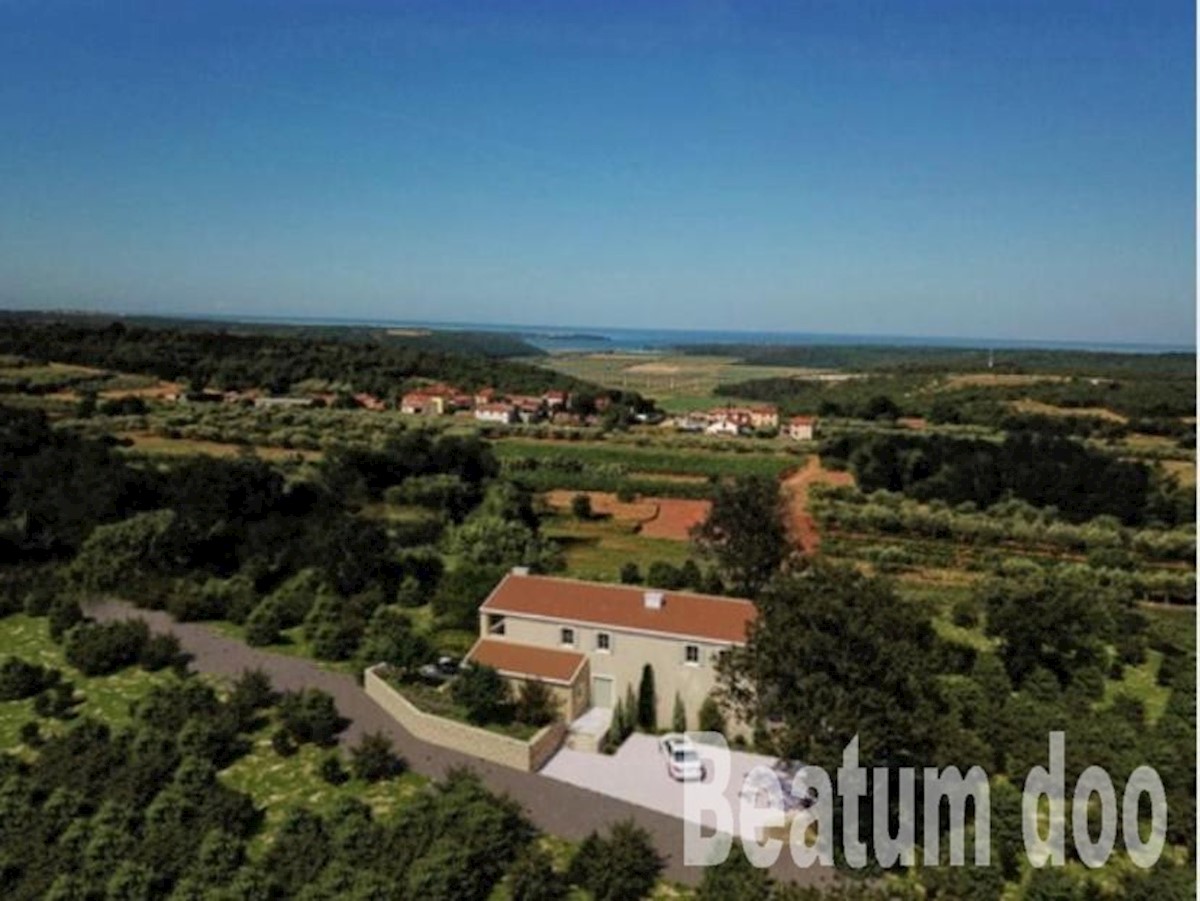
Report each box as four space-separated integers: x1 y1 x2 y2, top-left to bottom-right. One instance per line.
463 570 756 743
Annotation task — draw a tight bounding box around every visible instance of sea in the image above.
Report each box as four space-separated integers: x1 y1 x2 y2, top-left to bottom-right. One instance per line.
183 313 1193 356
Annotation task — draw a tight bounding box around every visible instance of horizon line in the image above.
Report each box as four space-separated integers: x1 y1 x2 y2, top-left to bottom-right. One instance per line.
1 304 1194 355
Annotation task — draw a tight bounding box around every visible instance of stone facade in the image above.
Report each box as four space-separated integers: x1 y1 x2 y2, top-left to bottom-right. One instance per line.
486 614 729 731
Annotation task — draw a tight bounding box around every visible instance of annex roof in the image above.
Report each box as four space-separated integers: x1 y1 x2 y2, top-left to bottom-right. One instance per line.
464 637 587 685
481 573 756 645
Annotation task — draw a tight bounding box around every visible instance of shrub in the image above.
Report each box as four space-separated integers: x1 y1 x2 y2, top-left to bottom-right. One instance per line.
645 561 683 590
672 693 687 732
0 657 61 700
18 720 41 747
278 688 346 746
349 732 405 782
63 619 150 676
951 597 981 629
358 605 431 673
619 563 642 585
452 664 512 726
271 728 297 757
47 598 84 641
508 844 567 901
568 821 663 901
319 753 348 786
570 493 593 520
33 682 77 719
244 599 284 647
138 632 189 672
515 680 558 727
698 696 726 735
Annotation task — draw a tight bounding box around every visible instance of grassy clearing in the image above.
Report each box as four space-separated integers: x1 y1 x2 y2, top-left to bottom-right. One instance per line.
1103 650 1171 724
1161 458 1197 487
544 513 696 582
1007 398 1128 422
532 351 834 413
0 613 178 750
220 717 425 851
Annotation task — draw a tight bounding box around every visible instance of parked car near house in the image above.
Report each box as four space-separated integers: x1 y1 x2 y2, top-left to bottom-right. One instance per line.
659 733 706 781
417 656 461 684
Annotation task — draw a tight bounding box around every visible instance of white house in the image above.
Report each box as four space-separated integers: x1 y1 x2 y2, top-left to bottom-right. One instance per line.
704 419 741 436
786 416 817 441
474 402 517 424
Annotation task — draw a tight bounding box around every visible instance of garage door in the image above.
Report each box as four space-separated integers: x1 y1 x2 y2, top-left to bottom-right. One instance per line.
591 676 614 708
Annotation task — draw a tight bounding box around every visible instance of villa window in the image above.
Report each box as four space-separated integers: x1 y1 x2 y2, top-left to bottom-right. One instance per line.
561 627 575 646
596 632 611 653
684 644 701 665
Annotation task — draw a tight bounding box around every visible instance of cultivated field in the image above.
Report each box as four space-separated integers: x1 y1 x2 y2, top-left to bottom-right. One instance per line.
531 351 843 411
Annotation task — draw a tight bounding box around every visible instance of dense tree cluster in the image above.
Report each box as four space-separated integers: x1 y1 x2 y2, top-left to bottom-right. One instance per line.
821 431 1187 526
0 317 583 397
716 559 1196 894
0 647 559 901
567 820 664 901
2 403 556 670
692 474 791 597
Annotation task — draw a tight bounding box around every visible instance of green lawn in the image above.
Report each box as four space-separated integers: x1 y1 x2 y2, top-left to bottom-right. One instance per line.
544 513 696 582
1102 649 1171 724
220 716 425 852
0 613 178 749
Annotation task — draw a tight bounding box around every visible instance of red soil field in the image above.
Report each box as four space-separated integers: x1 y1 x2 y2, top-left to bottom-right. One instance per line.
544 490 658 522
543 490 711 542
639 498 712 541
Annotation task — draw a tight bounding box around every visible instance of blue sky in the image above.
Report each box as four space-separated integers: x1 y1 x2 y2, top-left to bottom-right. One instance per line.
0 1 1194 344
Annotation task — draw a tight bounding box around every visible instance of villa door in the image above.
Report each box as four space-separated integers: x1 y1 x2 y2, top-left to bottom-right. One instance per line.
591 676 614 708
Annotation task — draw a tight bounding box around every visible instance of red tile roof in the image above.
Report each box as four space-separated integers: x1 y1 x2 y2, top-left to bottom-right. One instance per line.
465 637 587 684
481 574 755 645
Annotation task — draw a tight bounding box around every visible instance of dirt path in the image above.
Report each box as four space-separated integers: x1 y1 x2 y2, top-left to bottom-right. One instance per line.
782 457 855 555
87 599 831 888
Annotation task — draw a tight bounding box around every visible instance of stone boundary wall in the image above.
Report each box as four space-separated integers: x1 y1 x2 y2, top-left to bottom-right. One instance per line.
363 665 566 772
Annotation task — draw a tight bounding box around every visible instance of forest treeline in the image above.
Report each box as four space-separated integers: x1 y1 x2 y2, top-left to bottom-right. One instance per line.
1 403 564 665
684 341 1195 376
716 372 1196 422
820 431 1192 527
0 318 581 397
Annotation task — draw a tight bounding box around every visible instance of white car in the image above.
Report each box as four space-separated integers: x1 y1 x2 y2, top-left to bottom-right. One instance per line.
659 733 706 782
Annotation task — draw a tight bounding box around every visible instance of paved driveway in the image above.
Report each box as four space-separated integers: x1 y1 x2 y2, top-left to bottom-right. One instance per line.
543 734 803 834
87 600 833 888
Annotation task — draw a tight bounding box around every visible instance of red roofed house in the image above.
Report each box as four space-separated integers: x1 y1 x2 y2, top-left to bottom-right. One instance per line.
400 392 445 415
747 404 779 430
786 415 817 441
465 570 756 740
353 393 387 412
542 390 569 410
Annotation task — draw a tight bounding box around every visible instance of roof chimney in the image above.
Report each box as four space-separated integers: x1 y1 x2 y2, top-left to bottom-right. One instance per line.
511 566 530 577
643 590 664 610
